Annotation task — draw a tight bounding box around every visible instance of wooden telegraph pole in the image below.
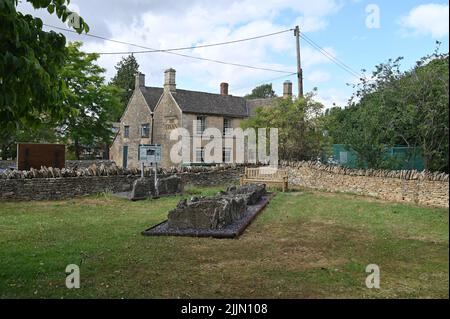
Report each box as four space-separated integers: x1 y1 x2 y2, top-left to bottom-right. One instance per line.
294 26 303 98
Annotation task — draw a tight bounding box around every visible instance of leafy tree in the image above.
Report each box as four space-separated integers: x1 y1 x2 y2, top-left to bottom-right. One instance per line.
109 55 139 118
0 121 59 160
0 0 89 140
242 92 325 161
245 83 277 100
324 47 449 172
59 42 123 159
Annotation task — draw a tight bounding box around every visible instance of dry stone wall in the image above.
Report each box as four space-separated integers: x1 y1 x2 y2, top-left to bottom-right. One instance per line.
1 160 448 207
0 164 244 201
281 161 449 208
0 160 116 170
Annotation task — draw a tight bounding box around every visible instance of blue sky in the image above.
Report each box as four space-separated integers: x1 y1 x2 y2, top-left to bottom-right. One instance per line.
296 0 449 106
19 0 449 108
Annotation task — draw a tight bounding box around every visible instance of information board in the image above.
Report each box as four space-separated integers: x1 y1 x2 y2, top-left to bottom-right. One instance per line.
139 144 161 164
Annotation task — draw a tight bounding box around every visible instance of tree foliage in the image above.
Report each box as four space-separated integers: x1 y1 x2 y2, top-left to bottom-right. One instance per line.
0 41 124 160
324 47 449 172
60 42 123 159
242 93 326 161
244 83 277 100
0 0 89 139
0 122 59 160
109 55 139 118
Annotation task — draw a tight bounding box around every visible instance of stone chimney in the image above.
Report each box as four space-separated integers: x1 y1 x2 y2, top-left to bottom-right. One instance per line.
164 68 176 92
135 72 145 89
220 82 229 96
283 80 292 99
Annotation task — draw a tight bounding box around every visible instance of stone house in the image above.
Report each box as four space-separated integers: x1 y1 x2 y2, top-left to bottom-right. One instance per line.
110 68 292 168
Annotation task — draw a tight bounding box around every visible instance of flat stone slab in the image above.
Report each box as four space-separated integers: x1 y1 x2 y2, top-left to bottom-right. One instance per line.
142 193 276 239
112 191 182 201
112 192 132 199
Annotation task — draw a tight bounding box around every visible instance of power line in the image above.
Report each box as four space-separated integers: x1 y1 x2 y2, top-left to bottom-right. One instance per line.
299 32 363 79
43 24 295 74
149 52 295 74
44 23 365 81
95 29 294 54
233 72 297 92
300 33 360 77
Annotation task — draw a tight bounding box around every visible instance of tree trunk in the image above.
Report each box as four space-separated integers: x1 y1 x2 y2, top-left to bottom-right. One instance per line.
74 139 81 160
103 144 109 160
1 144 10 160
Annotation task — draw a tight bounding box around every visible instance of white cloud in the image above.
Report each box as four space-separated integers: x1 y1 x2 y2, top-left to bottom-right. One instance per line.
307 70 331 83
399 3 449 39
315 88 350 109
17 0 343 96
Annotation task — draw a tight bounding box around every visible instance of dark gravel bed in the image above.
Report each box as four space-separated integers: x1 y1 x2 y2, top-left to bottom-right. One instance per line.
142 193 276 239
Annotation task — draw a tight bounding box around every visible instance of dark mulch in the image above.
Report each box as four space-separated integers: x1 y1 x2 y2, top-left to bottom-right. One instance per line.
142 193 276 239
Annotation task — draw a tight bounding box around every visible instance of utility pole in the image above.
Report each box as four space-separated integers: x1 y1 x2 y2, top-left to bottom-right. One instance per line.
294 26 303 98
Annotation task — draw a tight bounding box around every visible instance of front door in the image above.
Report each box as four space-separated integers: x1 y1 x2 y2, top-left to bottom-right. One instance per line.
122 145 128 168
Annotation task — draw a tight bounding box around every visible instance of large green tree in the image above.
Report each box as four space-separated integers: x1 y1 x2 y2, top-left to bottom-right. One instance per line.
242 92 325 161
60 42 123 159
0 0 89 141
109 55 139 118
325 48 449 172
244 83 277 100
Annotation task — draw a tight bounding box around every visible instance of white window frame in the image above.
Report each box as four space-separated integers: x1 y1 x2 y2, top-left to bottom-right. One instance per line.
140 123 150 138
195 147 205 163
223 147 232 163
196 116 206 135
223 118 232 136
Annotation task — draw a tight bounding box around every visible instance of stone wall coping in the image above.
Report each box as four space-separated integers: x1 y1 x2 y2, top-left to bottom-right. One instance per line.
1 163 247 180
279 161 449 182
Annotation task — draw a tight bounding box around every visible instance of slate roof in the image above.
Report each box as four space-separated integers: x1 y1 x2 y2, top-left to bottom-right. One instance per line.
140 86 250 118
171 89 248 118
140 87 163 111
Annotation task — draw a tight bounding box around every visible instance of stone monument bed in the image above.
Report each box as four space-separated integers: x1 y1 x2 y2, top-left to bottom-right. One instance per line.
142 184 275 239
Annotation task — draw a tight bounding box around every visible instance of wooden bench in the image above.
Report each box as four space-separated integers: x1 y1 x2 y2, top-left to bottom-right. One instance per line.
240 167 289 192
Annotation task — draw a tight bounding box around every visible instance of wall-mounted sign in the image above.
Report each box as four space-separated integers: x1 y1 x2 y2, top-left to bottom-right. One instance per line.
139 144 161 164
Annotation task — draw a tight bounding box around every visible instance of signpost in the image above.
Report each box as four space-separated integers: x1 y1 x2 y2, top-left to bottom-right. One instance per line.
139 144 161 197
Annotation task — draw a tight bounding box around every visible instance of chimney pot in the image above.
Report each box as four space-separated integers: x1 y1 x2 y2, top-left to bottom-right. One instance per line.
164 68 176 92
283 80 292 99
220 82 229 96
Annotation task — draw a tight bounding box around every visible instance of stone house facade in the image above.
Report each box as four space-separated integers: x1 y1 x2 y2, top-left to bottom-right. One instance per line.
110 69 291 168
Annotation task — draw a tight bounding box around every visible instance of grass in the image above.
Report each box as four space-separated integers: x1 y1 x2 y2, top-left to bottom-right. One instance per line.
0 186 448 299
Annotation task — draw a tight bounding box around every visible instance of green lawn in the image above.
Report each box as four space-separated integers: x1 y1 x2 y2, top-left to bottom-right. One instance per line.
0 186 448 298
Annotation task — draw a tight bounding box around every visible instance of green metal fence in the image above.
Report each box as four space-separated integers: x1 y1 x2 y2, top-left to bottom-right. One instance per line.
330 144 424 170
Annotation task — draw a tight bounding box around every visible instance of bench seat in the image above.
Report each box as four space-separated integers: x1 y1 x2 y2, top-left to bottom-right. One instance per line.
240 167 289 192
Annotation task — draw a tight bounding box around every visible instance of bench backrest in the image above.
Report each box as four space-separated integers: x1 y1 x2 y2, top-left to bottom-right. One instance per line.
244 167 287 180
